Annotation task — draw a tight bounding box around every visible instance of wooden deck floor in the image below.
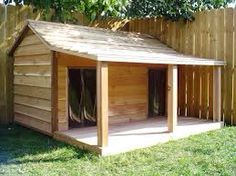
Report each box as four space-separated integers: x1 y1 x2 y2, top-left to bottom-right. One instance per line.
54 117 223 156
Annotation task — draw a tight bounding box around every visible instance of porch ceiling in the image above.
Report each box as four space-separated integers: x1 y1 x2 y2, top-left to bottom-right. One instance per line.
10 20 225 66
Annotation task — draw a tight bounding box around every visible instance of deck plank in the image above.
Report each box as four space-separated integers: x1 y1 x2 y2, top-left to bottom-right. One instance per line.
54 117 223 156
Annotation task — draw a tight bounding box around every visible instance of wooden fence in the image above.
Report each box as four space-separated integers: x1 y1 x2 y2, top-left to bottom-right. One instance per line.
0 5 235 125
0 5 39 124
127 8 236 125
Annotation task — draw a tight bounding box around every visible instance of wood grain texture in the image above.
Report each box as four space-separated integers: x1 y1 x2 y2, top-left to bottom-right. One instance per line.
13 30 52 134
15 43 50 57
57 64 68 131
51 51 58 132
14 54 51 65
213 67 222 122
108 64 148 122
97 61 109 147
14 85 51 100
14 104 51 123
14 112 52 135
167 65 178 132
14 75 51 88
14 95 51 110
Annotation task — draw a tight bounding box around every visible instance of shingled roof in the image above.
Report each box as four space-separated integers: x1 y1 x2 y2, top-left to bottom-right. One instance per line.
9 20 225 66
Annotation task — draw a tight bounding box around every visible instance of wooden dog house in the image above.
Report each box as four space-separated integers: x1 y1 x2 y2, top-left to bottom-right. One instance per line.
9 20 224 155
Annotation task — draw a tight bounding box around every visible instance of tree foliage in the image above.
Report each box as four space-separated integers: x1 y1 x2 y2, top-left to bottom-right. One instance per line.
126 0 232 20
3 0 233 22
4 0 128 22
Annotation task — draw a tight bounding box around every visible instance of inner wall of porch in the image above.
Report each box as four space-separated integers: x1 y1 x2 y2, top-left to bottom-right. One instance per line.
178 66 214 120
56 52 214 131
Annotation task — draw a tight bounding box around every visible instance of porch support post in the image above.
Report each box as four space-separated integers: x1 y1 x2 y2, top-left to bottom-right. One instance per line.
213 66 222 122
97 61 109 147
167 65 178 132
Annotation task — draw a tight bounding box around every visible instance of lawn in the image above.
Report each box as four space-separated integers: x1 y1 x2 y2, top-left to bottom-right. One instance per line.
0 125 236 176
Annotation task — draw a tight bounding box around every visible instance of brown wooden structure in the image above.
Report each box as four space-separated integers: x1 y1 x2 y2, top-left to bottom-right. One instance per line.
9 20 224 155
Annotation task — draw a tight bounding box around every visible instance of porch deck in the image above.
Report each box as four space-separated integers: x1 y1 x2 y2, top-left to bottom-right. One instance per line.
54 117 223 156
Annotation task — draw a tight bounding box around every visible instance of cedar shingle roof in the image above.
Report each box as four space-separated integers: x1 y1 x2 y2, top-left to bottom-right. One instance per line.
9 20 225 66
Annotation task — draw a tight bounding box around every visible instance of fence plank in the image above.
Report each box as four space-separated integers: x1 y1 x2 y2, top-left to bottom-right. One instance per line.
233 7 236 124
224 8 234 124
194 12 201 57
178 66 185 116
193 66 200 117
209 10 217 59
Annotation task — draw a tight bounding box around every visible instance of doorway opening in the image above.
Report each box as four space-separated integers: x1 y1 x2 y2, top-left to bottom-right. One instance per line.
68 68 96 128
148 68 167 117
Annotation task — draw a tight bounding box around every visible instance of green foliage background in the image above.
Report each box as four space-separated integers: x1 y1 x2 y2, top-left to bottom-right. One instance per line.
4 0 233 21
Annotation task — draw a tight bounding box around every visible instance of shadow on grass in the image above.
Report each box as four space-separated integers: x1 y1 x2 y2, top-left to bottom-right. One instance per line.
0 124 93 165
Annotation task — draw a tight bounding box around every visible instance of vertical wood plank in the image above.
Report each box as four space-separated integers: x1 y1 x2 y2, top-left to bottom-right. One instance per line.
194 12 201 57
175 21 181 52
168 65 178 132
191 66 196 117
186 21 193 55
187 66 194 117
206 67 210 120
209 67 213 120
51 52 58 132
225 8 234 124
181 20 187 54
213 67 222 122
178 66 185 116
184 66 188 116
199 67 203 118
216 9 225 60
97 61 109 147
209 10 217 59
194 66 200 117
171 21 177 50
205 11 211 59
155 18 161 40
202 67 208 119
233 7 236 124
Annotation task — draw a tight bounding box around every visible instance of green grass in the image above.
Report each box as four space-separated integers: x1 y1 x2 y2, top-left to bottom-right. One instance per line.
0 125 236 176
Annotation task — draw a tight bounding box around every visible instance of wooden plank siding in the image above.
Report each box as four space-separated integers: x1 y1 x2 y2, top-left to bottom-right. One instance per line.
13 30 53 135
108 64 148 124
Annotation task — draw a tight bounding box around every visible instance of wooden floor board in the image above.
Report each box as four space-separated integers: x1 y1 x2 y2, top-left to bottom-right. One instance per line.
54 117 223 156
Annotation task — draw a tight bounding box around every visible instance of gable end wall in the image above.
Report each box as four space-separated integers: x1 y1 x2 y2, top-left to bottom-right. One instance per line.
13 29 53 135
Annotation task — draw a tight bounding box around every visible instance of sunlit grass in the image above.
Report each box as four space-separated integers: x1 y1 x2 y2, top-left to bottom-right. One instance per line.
0 125 235 176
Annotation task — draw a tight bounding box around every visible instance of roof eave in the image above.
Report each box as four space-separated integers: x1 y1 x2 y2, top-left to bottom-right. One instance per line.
97 56 226 66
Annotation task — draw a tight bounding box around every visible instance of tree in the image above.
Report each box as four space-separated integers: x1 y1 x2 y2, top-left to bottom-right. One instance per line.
126 0 232 20
4 0 128 22
4 0 232 22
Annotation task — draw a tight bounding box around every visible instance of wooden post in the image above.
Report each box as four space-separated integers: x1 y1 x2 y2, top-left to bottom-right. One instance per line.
51 52 58 132
97 61 108 147
213 66 221 122
168 65 178 132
